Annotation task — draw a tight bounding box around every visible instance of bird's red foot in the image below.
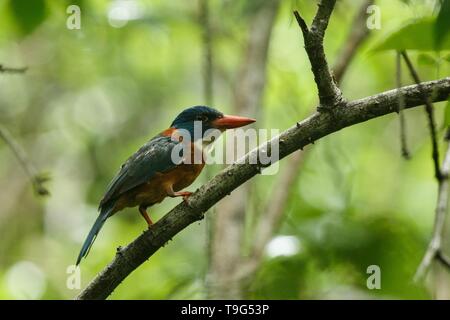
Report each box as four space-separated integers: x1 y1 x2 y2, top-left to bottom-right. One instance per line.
176 191 193 203
139 205 153 228
168 189 193 203
181 191 193 203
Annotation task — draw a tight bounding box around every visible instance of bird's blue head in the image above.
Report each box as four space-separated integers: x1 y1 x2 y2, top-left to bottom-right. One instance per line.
170 106 255 139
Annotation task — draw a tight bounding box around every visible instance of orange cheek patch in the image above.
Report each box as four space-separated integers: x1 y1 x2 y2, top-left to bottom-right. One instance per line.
161 127 177 137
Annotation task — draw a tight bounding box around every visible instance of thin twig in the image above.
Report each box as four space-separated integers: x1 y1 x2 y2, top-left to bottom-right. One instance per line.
436 250 450 269
400 50 449 281
293 11 308 36
0 125 49 196
0 64 28 73
414 130 450 281
293 0 345 109
396 51 411 159
401 50 442 180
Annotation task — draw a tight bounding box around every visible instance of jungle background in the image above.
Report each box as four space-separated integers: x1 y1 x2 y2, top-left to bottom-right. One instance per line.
1 0 450 299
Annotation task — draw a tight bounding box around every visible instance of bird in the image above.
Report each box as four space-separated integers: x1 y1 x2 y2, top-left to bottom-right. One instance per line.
76 106 255 265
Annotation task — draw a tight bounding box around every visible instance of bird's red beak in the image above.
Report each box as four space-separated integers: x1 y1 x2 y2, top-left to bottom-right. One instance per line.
212 115 256 130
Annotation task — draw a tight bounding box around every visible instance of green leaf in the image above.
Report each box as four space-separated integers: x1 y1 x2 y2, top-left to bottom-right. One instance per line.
435 0 450 49
373 18 450 51
443 53 450 63
9 0 47 36
444 99 450 127
417 53 438 66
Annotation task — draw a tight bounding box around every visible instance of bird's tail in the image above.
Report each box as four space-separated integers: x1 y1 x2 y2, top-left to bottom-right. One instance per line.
76 205 113 265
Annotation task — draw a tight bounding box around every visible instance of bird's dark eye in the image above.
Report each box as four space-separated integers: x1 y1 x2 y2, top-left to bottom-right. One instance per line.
196 115 207 121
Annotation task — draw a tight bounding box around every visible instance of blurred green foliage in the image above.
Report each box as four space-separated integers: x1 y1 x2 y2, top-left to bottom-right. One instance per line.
374 18 450 51
435 0 450 48
0 0 449 300
8 0 48 36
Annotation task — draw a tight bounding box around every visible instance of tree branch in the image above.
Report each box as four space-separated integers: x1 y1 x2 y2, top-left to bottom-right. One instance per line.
240 0 374 282
414 131 450 281
396 51 411 159
0 64 48 195
401 51 442 180
249 151 306 264
400 50 450 282
208 0 281 299
77 77 450 299
436 250 450 269
199 0 217 297
0 125 50 196
294 0 345 109
0 64 28 73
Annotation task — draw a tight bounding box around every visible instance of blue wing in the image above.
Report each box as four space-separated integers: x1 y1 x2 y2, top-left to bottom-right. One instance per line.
99 135 181 209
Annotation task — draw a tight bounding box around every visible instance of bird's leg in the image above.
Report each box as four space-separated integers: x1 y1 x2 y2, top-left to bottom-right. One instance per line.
166 185 192 203
138 204 153 227
176 191 193 202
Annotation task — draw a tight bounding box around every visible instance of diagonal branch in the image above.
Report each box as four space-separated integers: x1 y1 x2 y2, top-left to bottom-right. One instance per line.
400 50 450 282
0 64 48 195
242 0 374 280
396 51 411 159
247 151 305 266
77 77 450 300
294 0 344 109
414 130 450 281
209 0 281 299
0 125 50 196
0 64 28 73
436 250 450 269
401 51 442 180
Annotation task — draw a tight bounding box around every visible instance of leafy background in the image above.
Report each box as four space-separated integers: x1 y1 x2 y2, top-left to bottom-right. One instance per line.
0 0 449 299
